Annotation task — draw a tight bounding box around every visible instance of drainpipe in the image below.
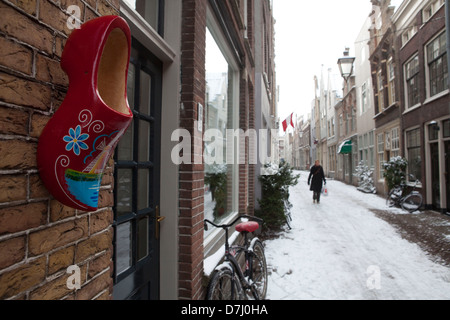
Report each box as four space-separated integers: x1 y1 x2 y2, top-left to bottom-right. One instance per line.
446 0 450 89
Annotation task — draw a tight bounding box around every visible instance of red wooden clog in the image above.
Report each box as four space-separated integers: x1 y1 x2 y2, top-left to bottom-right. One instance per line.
37 16 133 211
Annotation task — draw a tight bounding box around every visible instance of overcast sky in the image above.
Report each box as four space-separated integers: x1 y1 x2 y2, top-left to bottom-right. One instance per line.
273 0 375 121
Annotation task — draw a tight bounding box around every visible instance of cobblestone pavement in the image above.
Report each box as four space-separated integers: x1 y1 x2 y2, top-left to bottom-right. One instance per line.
371 209 450 267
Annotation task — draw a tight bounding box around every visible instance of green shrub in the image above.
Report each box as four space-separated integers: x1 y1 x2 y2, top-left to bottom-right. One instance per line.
256 162 299 231
383 156 408 191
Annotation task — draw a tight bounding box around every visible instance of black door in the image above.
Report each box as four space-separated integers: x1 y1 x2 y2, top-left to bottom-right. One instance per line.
446 141 450 213
113 40 162 300
430 142 440 210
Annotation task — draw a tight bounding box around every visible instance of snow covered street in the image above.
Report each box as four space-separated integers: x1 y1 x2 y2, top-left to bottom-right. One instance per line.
264 171 450 300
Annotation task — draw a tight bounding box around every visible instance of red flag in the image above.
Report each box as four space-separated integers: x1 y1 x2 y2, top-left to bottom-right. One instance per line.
282 113 294 132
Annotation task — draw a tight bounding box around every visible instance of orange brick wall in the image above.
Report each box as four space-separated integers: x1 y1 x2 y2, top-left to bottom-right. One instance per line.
0 0 119 300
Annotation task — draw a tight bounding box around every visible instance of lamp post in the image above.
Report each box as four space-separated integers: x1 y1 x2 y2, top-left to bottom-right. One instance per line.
337 47 356 83
337 47 355 184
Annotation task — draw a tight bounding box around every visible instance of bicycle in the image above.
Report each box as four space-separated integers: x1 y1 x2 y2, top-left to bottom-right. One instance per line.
204 215 268 300
386 175 423 213
284 199 292 230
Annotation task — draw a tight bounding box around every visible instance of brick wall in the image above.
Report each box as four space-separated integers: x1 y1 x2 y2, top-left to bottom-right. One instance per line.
0 0 119 300
179 0 207 300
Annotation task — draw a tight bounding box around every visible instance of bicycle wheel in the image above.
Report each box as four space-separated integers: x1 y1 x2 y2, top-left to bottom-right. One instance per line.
285 212 292 230
249 240 268 300
401 193 422 213
206 266 244 300
386 188 400 207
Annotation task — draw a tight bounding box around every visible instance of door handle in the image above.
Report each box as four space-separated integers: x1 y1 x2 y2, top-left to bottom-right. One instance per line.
155 205 165 240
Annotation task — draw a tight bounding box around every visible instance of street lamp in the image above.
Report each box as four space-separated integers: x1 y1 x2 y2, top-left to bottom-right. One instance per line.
337 47 355 82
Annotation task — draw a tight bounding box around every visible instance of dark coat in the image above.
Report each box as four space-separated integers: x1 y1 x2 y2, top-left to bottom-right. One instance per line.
308 165 326 192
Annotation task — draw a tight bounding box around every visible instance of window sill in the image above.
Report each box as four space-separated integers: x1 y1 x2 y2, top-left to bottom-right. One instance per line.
423 89 449 106
402 103 422 115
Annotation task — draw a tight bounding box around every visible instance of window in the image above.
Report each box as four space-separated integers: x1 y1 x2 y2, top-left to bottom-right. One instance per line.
204 27 239 232
429 122 439 141
387 58 396 105
406 128 422 182
423 0 444 22
426 30 448 97
122 0 165 35
391 127 400 158
351 108 356 132
361 83 368 114
369 131 375 168
444 119 450 138
404 55 420 108
377 133 384 179
402 25 418 47
377 70 384 111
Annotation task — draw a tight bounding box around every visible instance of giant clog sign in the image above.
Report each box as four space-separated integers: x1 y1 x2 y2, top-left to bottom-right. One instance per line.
37 16 133 211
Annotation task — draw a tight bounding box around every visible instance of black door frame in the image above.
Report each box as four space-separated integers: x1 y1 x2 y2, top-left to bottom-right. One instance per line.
113 38 162 300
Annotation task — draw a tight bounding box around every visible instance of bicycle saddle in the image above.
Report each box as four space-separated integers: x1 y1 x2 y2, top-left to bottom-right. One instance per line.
235 221 259 233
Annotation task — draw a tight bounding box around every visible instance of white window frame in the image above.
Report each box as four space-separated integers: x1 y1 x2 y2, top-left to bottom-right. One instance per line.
377 133 385 180
401 25 418 48
204 8 240 251
403 54 421 110
387 57 396 106
424 29 449 101
391 127 400 158
377 69 384 111
422 0 445 23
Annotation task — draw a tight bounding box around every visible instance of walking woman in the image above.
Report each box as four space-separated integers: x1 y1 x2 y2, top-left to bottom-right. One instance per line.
308 160 326 203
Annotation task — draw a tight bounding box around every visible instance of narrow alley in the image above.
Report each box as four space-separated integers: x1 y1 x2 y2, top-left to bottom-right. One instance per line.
265 171 450 300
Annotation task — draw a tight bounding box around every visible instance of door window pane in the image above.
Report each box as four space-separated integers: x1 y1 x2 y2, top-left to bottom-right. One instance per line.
140 70 152 116
117 121 134 161
127 63 136 109
116 169 133 216
116 222 132 275
138 169 149 210
137 217 149 261
138 121 150 162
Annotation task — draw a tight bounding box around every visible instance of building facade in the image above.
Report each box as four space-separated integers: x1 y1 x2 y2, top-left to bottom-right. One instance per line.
393 0 449 212
369 0 403 194
0 0 277 300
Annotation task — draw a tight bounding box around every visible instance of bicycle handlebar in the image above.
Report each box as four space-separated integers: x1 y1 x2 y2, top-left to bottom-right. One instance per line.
204 215 263 231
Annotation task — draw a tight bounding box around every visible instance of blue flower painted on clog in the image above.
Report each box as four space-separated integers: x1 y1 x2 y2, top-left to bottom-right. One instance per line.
63 125 89 156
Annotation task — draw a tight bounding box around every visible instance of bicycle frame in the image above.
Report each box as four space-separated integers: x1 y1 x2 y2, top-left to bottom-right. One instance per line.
396 179 420 203
204 215 263 300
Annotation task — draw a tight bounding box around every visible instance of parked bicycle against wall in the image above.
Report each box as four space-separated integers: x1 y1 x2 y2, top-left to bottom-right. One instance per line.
204 215 268 300
386 175 423 213
284 199 292 230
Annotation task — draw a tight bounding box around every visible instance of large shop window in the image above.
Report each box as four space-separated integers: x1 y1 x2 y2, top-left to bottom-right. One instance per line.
204 27 239 236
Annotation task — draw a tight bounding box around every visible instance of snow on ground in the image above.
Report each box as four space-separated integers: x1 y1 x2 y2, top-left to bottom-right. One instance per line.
265 171 450 300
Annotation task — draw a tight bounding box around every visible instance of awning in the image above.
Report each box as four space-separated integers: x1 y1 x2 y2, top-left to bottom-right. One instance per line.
337 140 352 154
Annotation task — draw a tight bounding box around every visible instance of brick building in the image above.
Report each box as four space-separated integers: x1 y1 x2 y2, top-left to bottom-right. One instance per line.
0 0 276 300
393 0 449 212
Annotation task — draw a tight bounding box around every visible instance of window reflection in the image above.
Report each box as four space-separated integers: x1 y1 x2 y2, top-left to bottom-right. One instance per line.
204 28 235 227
